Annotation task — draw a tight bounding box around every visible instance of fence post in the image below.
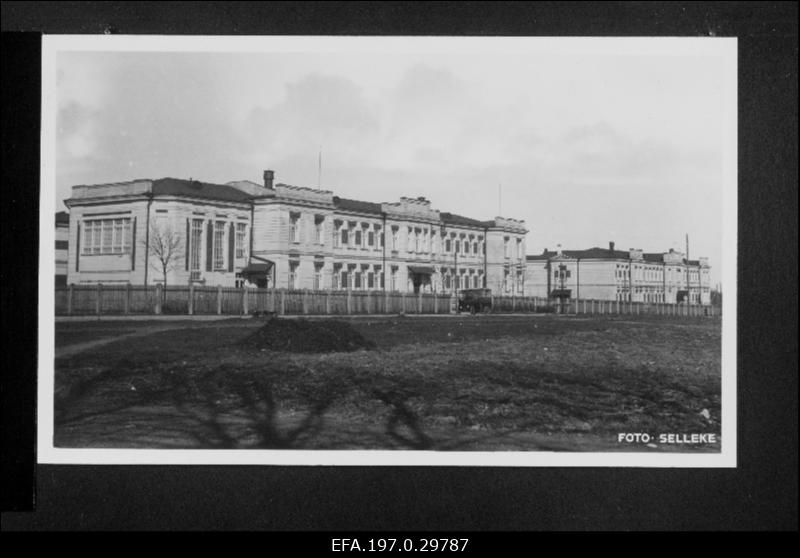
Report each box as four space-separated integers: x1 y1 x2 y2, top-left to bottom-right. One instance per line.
188 283 194 315
124 283 131 315
242 287 248 315
95 283 102 315
326 290 331 315
155 284 162 314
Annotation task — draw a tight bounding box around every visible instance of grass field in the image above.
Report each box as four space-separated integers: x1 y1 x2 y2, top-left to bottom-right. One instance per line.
53 314 722 451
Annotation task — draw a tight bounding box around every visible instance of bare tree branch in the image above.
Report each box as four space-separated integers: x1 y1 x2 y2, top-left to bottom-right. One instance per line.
144 221 184 292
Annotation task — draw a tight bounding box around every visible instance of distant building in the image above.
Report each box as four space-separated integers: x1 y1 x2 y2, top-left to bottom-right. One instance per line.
55 211 69 287
525 242 711 305
63 170 528 294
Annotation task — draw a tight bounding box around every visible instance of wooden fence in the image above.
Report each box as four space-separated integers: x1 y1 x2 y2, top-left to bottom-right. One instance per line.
54 285 719 318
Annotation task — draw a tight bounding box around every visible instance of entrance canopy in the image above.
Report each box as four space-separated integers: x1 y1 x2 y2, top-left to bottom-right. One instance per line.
408 265 435 275
240 260 274 283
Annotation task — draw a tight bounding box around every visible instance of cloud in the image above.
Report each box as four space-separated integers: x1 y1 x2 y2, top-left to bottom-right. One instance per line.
242 74 379 168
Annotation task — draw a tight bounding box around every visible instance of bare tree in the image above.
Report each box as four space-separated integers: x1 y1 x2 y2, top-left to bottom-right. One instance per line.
144 221 184 295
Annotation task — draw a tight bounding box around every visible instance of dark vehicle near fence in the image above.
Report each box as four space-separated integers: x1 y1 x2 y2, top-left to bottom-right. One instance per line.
457 288 492 314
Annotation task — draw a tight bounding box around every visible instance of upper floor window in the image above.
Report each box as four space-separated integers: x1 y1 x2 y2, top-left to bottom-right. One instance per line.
391 228 398 251
315 217 324 244
290 213 301 243
341 228 349 246
368 230 375 247
355 229 362 247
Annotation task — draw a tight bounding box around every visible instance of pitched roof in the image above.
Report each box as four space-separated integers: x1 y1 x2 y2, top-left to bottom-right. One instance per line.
332 196 383 215
562 247 631 259
527 247 631 261
439 212 490 228
152 178 252 203
643 253 664 263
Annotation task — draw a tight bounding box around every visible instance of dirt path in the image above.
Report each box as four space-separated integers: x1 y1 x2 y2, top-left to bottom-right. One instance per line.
55 321 261 359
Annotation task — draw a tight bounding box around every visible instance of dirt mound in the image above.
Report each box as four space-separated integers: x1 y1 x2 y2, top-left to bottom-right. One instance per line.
241 318 376 353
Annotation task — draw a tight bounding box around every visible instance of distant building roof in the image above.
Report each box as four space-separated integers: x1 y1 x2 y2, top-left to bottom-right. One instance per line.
152 178 252 203
55 211 69 225
439 212 490 228
527 247 707 265
332 196 383 215
561 247 631 260
527 247 646 260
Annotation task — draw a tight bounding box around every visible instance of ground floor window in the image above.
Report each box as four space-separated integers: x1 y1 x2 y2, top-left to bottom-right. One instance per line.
288 261 299 289
313 265 323 290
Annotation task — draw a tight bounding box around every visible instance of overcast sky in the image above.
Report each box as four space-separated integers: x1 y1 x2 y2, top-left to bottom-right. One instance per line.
52 38 733 286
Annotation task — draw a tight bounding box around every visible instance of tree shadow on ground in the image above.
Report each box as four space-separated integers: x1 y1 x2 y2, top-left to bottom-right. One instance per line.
372 388 433 450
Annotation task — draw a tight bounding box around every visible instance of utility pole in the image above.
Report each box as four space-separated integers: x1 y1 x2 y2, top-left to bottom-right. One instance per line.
685 233 691 305
317 146 322 190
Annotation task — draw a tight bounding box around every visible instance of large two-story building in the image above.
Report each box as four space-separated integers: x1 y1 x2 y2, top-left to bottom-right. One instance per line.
63 170 528 294
524 242 711 305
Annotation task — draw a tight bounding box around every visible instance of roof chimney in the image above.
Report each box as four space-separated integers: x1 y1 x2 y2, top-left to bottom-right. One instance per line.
263 169 275 189
609 241 615 251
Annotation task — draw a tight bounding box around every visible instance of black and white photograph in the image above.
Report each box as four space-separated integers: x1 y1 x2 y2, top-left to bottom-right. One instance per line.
38 35 737 467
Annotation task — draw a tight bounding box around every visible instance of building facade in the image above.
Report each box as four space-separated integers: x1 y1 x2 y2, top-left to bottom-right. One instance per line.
525 242 711 305
55 211 69 286
64 170 528 294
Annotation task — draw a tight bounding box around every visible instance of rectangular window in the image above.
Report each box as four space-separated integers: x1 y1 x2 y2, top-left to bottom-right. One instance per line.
112 219 123 253
367 272 374 289
414 231 420 253
82 218 132 255
504 238 510 258
355 230 362 246
290 214 300 243
332 271 340 290
341 271 349 290
235 223 246 259
341 228 349 246
368 231 375 247
392 228 398 250
289 262 298 289
213 221 225 269
391 268 398 291
315 218 324 244
354 271 362 289
313 267 322 290
445 239 451 253
190 219 203 271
